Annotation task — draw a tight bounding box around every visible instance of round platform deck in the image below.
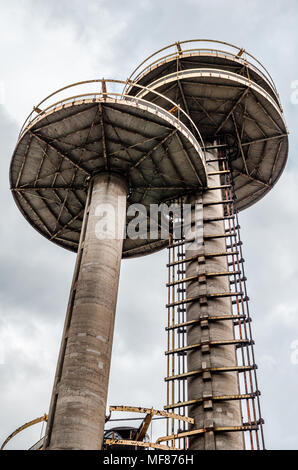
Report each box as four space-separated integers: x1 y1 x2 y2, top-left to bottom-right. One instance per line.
127 41 288 211
10 81 206 257
127 39 281 108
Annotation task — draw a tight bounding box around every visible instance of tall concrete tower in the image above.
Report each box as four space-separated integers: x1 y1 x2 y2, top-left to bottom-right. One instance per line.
126 39 288 450
9 40 288 451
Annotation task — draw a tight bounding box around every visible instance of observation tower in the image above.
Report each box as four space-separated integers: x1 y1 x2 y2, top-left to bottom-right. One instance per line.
8 39 288 451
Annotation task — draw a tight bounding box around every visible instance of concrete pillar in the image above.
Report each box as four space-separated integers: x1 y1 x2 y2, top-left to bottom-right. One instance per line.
186 150 244 450
45 172 127 450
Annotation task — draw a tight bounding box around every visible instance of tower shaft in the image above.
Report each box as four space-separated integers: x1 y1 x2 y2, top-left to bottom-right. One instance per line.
186 150 244 450
44 172 127 450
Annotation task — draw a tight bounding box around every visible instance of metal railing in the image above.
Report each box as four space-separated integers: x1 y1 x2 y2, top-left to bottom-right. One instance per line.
125 39 279 102
18 79 205 154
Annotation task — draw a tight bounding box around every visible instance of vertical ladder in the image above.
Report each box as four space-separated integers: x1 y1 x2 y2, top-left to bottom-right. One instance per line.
166 198 188 449
165 150 265 450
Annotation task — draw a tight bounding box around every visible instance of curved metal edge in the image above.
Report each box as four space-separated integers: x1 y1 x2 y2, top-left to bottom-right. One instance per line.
18 79 205 150
134 67 286 123
126 50 281 109
0 414 48 450
127 39 278 95
21 95 206 174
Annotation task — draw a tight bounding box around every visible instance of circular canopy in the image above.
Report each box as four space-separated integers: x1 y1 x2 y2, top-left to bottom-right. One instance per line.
10 84 206 257
127 39 281 109
128 68 288 211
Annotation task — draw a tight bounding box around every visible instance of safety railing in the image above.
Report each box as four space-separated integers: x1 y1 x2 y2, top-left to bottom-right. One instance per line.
125 39 279 102
18 79 205 153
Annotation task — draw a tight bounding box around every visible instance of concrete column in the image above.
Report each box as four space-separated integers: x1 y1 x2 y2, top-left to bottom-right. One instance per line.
45 172 127 450
186 150 244 450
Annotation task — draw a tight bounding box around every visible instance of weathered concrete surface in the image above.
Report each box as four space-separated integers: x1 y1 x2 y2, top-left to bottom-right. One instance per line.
46 172 127 450
186 150 244 450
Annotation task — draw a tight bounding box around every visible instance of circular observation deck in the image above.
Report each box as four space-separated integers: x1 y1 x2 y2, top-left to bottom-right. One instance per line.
10 80 206 258
126 40 289 211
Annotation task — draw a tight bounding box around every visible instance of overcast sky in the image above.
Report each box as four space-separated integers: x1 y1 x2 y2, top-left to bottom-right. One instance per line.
0 0 298 450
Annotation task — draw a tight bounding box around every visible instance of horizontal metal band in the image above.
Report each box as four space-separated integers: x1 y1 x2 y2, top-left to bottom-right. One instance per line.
167 232 236 249
204 215 235 223
164 392 260 410
207 170 230 176
156 424 259 443
165 314 247 331
165 339 250 355
207 184 232 190
167 250 239 267
166 270 241 287
166 291 243 308
165 364 257 382
203 199 233 206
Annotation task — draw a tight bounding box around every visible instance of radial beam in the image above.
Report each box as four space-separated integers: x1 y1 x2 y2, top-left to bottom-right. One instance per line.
30 131 92 176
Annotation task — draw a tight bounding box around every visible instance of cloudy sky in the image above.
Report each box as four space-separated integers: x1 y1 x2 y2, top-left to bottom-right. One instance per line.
0 0 298 450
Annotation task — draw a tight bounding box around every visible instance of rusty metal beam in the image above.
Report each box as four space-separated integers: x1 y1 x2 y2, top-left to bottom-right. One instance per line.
241 133 287 147
156 425 259 444
132 130 177 170
215 88 249 135
30 131 92 176
15 135 33 187
11 186 86 191
175 132 203 186
269 139 283 186
33 105 98 133
233 168 270 188
164 393 258 410
251 89 284 133
98 103 108 170
166 338 249 356
17 192 52 236
232 113 249 174
135 412 153 442
190 96 217 126
1 415 48 450
104 439 175 450
50 209 84 240
109 405 194 424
